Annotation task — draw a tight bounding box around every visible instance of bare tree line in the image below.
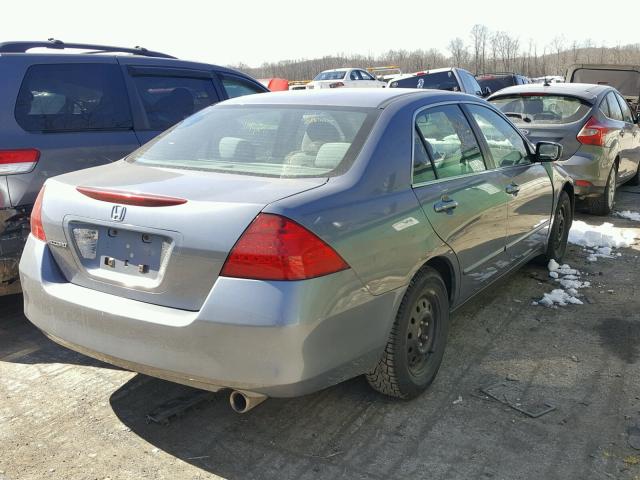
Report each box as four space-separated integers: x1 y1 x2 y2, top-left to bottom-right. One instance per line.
232 24 640 81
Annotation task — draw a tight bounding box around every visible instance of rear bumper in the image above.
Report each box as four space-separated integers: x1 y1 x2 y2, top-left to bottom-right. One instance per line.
558 150 612 198
0 207 31 295
20 236 402 397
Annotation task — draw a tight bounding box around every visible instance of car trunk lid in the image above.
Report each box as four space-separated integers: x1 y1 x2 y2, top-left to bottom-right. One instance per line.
517 123 585 161
41 161 327 311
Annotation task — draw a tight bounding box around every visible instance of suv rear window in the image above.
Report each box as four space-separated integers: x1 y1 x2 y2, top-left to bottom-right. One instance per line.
128 105 376 178
15 64 132 132
476 75 516 93
490 94 591 124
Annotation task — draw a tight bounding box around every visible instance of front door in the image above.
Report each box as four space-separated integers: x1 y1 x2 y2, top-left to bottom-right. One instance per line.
411 104 509 298
465 104 554 263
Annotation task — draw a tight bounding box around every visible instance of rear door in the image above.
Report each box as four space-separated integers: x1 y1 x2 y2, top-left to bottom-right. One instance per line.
613 91 640 179
465 104 554 263
411 103 509 297
605 91 633 178
5 58 140 207
122 64 222 144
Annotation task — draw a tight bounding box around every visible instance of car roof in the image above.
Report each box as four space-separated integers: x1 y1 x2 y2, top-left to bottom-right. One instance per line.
221 88 477 109
319 68 353 72
489 82 611 102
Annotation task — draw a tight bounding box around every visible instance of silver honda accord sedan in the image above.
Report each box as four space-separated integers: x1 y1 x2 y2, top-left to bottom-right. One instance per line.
20 89 573 412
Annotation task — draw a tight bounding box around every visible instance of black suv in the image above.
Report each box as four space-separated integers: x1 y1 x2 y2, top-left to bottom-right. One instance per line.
388 67 487 96
475 73 531 95
0 39 268 295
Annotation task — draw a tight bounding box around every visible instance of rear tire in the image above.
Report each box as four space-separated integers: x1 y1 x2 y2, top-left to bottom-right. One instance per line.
542 191 572 263
366 267 449 399
587 164 617 216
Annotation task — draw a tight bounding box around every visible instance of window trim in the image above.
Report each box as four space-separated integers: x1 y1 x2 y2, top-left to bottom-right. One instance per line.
604 91 624 122
411 100 535 188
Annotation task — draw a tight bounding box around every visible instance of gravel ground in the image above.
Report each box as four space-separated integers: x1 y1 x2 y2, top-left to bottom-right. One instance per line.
1 187 640 480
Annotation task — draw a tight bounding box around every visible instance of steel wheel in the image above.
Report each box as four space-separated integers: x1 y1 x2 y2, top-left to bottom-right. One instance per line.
407 295 437 377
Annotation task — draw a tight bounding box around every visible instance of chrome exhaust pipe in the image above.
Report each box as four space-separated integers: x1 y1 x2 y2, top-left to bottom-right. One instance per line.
229 389 267 413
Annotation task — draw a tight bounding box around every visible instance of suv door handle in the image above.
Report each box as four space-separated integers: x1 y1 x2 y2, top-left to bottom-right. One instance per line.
505 183 520 195
434 197 459 213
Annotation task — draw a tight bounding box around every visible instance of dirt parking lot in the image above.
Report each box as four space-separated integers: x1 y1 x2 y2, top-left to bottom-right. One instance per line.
1 187 640 480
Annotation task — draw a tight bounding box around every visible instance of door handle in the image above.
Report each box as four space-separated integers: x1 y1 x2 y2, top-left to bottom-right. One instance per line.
505 183 520 195
434 197 459 213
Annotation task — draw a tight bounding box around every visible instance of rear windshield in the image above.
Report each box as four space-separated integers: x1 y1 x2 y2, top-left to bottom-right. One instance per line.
490 94 591 124
391 71 460 91
571 68 640 97
127 105 376 178
314 71 346 81
476 76 516 93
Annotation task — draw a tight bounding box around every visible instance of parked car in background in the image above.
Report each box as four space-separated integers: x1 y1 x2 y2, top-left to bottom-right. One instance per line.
389 67 488 96
21 88 573 412
532 76 564 84
475 72 531 94
367 65 403 82
306 68 386 89
566 64 640 114
489 83 640 215
0 39 267 295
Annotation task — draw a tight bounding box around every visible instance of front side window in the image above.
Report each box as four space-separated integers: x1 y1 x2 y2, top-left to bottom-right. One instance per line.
467 104 530 167
132 74 219 131
220 75 264 99
490 94 590 125
350 70 360 81
359 70 375 81
15 63 132 132
415 105 485 180
128 105 375 178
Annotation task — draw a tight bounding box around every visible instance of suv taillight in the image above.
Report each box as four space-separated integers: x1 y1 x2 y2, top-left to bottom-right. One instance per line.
30 186 46 242
0 149 40 175
577 117 611 147
220 213 349 281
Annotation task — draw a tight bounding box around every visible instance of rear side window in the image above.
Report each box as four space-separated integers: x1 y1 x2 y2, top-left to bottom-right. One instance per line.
221 75 265 99
599 97 610 117
614 92 634 123
490 94 590 124
131 74 219 131
606 92 623 121
15 64 132 132
415 105 485 180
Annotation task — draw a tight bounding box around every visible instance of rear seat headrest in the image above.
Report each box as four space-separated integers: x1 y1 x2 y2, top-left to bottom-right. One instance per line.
314 142 351 169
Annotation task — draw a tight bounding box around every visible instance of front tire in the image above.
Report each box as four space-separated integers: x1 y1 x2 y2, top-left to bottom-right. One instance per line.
542 190 572 263
366 267 449 399
628 162 640 186
587 164 617 215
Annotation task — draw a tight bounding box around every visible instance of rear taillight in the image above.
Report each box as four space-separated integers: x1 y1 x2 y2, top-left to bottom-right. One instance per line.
0 149 40 175
220 213 349 281
577 117 611 147
329 82 344 88
30 186 46 242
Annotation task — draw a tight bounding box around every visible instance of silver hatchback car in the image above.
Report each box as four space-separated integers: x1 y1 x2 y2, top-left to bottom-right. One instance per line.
20 89 573 412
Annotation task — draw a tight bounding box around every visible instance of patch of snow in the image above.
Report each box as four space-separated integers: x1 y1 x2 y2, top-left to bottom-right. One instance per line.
616 210 640 222
536 260 590 308
568 220 636 249
538 289 583 307
549 271 559 279
548 259 560 271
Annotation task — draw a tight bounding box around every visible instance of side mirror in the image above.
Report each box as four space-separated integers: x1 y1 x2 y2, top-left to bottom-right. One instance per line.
482 87 492 97
535 141 563 162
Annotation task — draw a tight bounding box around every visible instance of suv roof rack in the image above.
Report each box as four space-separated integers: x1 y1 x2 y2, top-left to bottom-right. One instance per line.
0 39 176 59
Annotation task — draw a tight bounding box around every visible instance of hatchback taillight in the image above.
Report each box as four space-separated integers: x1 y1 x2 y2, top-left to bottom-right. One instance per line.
30 186 46 242
0 149 40 175
577 117 611 147
220 213 349 281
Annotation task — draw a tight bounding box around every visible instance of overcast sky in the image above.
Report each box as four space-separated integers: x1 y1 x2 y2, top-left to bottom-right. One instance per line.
3 0 639 67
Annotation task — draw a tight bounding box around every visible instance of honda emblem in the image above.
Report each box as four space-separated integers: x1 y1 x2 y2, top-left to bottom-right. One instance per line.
110 205 126 222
